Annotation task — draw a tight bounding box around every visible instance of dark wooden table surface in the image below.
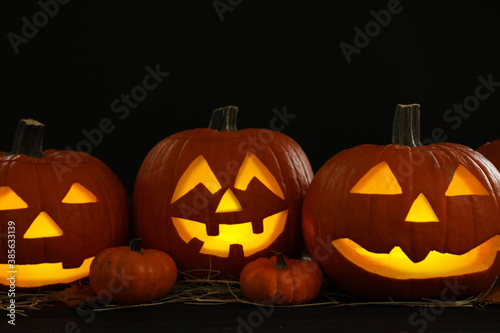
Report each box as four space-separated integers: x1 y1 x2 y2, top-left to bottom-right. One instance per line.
3 301 499 333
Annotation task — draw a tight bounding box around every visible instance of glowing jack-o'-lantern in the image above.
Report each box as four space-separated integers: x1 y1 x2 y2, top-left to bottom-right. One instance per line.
303 104 500 300
0 119 130 289
133 106 313 278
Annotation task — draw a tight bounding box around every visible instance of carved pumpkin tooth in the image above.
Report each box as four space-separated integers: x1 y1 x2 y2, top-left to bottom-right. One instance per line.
399 247 430 264
61 258 86 269
205 220 220 236
187 237 205 254
228 244 244 259
251 218 264 234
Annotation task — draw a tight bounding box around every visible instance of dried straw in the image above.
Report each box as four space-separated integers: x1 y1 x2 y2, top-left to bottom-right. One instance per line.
1 272 497 316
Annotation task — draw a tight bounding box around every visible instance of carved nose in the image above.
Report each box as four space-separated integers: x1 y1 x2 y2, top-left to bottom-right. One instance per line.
215 189 243 213
405 193 439 223
23 211 63 239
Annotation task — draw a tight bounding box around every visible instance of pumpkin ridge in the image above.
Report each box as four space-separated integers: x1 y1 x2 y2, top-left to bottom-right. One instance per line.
264 135 291 249
461 152 498 248
168 131 200 205
85 159 124 247
369 144 398 252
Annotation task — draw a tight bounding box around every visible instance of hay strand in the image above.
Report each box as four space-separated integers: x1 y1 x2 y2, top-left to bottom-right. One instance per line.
1 272 498 316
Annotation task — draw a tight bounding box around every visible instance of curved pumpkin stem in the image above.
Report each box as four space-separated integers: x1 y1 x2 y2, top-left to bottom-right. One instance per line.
392 104 422 147
208 105 238 131
129 238 143 254
274 252 288 270
9 119 45 157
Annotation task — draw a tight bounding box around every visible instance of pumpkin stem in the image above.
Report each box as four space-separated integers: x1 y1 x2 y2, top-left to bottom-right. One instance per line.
129 238 143 254
274 252 288 270
208 105 238 131
392 104 422 147
9 119 45 157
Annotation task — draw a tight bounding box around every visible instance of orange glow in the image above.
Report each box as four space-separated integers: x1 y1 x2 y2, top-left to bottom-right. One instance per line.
23 211 63 239
171 210 288 257
332 235 500 279
62 183 98 203
215 188 242 213
171 155 222 203
0 186 28 210
405 193 439 223
234 152 284 199
0 257 94 288
445 164 490 196
350 162 402 195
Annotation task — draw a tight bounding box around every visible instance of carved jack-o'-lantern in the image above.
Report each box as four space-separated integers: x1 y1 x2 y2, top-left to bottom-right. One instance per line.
133 106 313 278
0 120 130 289
303 105 500 300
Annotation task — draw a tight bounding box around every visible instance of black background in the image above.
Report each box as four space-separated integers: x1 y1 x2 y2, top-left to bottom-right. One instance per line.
2 0 500 197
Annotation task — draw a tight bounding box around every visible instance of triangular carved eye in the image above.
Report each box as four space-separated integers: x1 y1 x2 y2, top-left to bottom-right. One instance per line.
445 164 489 196
171 155 222 204
0 186 28 210
62 183 98 203
234 152 284 199
350 162 402 195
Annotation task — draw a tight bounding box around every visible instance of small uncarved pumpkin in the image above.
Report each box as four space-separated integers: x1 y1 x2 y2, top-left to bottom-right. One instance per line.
239 252 323 305
89 239 177 304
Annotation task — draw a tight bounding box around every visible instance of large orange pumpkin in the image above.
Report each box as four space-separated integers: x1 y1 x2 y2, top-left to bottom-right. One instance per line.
133 106 313 278
0 119 130 289
302 104 500 300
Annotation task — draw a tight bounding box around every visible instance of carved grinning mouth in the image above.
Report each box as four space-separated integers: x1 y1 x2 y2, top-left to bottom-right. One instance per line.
331 235 500 279
169 152 290 258
172 210 288 257
0 256 94 288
